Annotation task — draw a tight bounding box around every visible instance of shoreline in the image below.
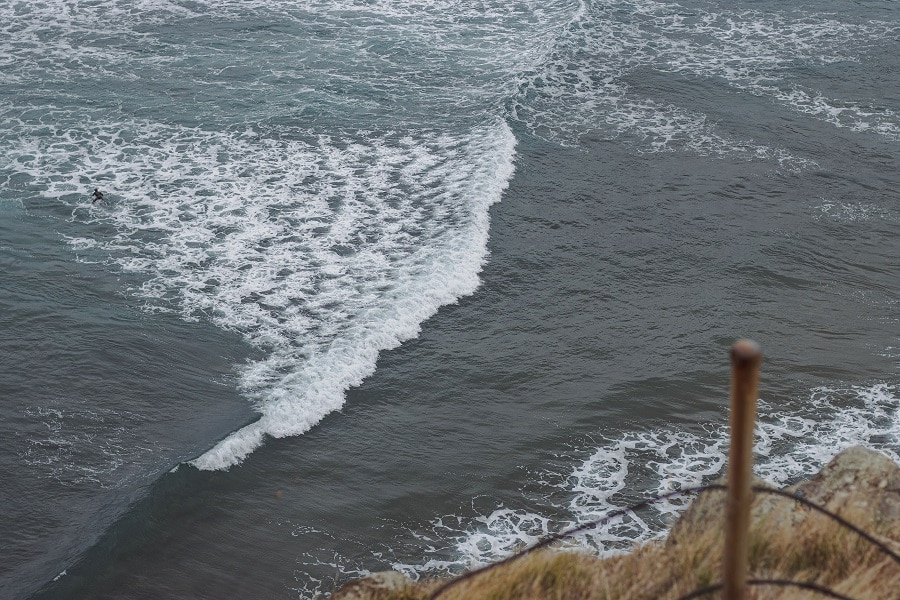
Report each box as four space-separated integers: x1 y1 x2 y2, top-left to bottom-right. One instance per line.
332 446 900 600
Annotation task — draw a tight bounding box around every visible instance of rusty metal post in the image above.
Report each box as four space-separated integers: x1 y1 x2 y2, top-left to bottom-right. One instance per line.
723 339 762 600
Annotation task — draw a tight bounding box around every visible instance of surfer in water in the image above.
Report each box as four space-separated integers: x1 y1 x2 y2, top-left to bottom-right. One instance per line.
91 188 104 204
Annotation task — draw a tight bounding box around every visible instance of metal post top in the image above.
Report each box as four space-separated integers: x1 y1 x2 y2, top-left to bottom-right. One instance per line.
731 339 762 364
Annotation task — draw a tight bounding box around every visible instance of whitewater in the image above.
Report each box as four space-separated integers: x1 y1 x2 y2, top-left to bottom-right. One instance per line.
2 1 899 598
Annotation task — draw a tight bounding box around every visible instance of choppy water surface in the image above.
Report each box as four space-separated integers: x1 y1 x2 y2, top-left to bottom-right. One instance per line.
1 1 898 598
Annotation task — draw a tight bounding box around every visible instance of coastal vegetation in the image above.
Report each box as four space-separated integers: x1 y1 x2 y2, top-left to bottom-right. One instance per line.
333 446 900 600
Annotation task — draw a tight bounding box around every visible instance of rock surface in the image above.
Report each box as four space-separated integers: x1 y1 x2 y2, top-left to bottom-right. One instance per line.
331 570 414 600
670 446 900 543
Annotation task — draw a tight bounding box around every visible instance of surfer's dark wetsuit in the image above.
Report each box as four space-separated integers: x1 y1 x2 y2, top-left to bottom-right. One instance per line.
91 188 104 204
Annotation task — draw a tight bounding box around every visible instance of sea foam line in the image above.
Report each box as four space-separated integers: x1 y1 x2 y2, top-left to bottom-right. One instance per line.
191 121 517 470
388 382 899 576
4 104 518 471
512 0 898 156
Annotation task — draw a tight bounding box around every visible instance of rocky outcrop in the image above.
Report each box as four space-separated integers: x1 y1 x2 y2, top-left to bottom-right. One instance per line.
332 570 416 600
332 446 900 600
671 446 900 543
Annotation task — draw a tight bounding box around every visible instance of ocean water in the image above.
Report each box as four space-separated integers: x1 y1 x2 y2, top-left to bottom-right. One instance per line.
1 0 898 598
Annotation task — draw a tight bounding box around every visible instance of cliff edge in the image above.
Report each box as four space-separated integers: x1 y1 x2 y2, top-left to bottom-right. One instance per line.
332 446 900 599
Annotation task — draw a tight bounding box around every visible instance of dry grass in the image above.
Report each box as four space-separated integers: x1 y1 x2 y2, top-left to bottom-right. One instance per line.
333 487 900 600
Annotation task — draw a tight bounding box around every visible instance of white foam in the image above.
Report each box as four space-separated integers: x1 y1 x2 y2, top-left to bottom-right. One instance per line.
511 0 899 156
4 111 517 470
190 122 517 469
394 382 899 575
9 0 890 167
627 0 900 140
5 2 897 480
5 0 561 472
0 0 572 127
814 198 891 223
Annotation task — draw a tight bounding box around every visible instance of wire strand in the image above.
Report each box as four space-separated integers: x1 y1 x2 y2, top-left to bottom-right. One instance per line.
428 483 900 600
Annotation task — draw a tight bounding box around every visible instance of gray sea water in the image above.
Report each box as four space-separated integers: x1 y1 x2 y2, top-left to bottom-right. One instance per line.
1 1 898 598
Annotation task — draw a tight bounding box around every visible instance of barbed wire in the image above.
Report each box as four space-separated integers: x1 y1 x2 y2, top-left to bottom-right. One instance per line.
427 483 899 600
